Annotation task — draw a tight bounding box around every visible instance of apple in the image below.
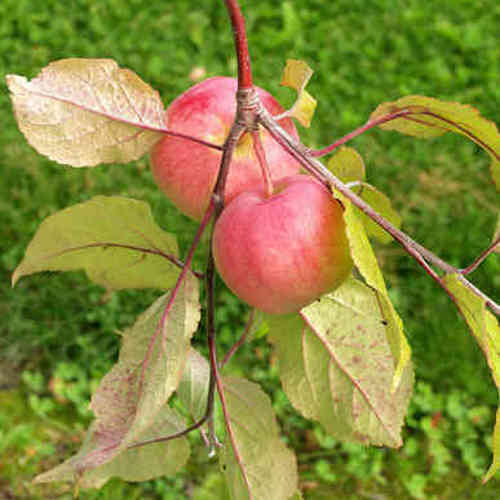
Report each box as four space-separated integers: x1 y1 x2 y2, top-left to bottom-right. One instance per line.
212 175 353 314
150 77 301 220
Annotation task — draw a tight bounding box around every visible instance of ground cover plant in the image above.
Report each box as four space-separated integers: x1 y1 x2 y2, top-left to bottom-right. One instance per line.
0 0 498 500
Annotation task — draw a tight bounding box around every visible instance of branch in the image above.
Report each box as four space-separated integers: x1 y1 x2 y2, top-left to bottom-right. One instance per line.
223 0 253 89
256 106 500 316
221 309 255 368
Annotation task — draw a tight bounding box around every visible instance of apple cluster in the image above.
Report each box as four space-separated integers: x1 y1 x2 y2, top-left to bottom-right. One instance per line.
150 77 352 314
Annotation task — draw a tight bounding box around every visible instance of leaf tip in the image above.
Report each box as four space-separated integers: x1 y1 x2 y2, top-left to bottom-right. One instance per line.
11 268 21 287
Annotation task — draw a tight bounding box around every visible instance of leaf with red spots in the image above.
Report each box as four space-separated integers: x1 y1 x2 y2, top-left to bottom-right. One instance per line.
267 278 413 447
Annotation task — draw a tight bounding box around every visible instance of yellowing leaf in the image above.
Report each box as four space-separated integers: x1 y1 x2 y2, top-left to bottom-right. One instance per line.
370 96 500 190
13 196 179 291
220 377 298 500
6 58 167 167
35 280 200 487
493 216 500 253
35 408 190 488
443 274 500 482
280 59 317 127
339 195 411 389
327 146 366 184
355 183 402 244
267 278 413 448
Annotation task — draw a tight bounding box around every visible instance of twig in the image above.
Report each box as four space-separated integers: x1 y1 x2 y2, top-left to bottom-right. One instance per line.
221 309 256 368
461 237 500 275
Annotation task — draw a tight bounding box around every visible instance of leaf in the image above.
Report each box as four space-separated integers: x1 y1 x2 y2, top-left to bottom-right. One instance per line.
220 377 298 500
493 216 500 253
6 58 166 167
35 278 200 487
178 348 210 421
267 278 413 448
327 146 366 184
442 274 500 482
35 407 190 488
327 147 400 243
339 194 411 389
12 196 179 291
354 183 402 244
370 96 500 190
280 59 317 128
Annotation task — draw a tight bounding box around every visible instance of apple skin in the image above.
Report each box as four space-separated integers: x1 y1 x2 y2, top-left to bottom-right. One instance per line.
150 77 301 220
212 175 353 315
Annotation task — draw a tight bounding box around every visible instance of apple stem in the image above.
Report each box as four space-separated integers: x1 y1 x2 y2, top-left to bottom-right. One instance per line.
223 0 253 89
252 130 274 196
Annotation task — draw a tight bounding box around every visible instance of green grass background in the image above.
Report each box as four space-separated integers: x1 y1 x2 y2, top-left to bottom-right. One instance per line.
0 0 499 498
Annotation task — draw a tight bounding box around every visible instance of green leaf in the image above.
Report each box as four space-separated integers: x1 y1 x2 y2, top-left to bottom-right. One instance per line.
339 194 411 389
328 147 400 243
35 278 200 487
220 377 298 500
267 278 413 448
13 196 180 291
354 183 402 244
370 96 500 190
327 146 366 184
442 274 500 482
6 58 166 167
279 59 317 128
178 348 210 421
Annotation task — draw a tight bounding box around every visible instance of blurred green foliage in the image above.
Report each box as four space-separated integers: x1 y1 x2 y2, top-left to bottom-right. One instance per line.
0 0 498 498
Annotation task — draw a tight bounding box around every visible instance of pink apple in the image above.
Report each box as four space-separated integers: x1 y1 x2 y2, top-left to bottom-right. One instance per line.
212 175 353 315
150 77 301 220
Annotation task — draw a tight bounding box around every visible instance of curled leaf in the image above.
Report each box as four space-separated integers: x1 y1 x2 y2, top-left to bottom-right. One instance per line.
279 59 317 127
443 274 500 482
370 96 500 190
6 58 166 167
339 194 411 389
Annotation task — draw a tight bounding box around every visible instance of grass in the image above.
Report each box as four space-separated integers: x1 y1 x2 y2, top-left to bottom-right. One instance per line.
0 0 499 498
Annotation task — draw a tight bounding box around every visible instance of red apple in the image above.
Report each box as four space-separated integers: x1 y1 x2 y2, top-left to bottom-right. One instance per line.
212 175 353 315
150 77 301 220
